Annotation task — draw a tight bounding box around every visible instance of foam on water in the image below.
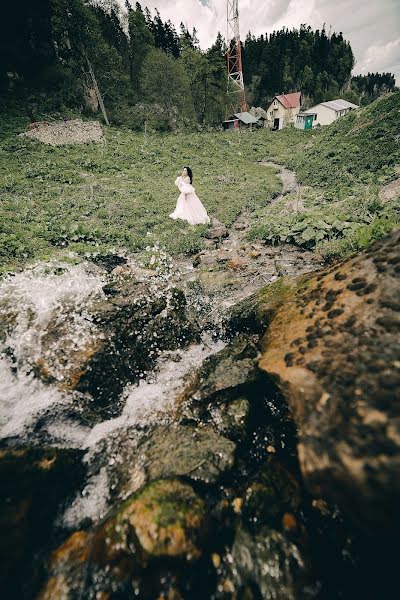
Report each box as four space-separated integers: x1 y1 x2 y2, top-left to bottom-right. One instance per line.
0 261 105 438
0 261 105 371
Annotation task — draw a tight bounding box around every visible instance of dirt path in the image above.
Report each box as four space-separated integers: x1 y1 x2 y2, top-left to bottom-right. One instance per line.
260 161 298 195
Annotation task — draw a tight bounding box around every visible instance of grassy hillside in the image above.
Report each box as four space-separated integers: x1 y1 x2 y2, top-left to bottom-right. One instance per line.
0 93 399 273
0 114 302 273
249 92 400 258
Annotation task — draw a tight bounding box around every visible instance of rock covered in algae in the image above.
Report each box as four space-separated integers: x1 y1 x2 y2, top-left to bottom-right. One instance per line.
37 479 208 599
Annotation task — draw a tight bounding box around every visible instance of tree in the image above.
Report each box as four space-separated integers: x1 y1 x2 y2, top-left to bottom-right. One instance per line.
141 48 195 125
127 5 154 98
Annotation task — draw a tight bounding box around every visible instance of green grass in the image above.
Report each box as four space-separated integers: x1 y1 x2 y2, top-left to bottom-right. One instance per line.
1 92 399 273
246 92 400 258
0 115 292 273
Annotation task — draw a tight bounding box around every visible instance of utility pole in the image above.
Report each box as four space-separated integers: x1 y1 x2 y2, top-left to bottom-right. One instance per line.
226 0 247 118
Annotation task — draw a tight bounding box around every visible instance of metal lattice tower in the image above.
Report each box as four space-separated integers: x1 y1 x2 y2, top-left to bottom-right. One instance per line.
226 0 247 117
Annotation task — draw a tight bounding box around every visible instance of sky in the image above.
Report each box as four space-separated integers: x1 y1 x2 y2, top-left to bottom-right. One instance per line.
122 0 400 84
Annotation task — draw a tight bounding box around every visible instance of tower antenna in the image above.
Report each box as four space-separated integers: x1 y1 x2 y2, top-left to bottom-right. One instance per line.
226 0 247 117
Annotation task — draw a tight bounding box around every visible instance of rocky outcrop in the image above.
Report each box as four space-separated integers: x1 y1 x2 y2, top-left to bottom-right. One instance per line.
37 479 208 600
75 281 199 404
252 229 400 534
223 523 314 600
0 267 199 411
23 119 103 146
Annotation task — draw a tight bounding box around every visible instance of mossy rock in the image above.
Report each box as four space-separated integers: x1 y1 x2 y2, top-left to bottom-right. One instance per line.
226 275 309 335
242 459 302 528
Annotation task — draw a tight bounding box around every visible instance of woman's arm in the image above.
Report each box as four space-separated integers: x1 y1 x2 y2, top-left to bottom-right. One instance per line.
176 178 195 195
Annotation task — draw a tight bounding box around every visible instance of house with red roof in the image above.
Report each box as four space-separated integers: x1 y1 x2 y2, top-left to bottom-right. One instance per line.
266 92 302 130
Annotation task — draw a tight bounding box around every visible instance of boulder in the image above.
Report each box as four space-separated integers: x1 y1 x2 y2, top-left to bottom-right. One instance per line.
75 282 199 404
37 479 208 599
255 229 400 534
205 218 229 240
221 523 315 600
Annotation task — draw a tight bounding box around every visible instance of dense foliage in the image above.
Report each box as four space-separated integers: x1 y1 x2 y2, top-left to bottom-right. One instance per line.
1 1 396 130
243 25 355 105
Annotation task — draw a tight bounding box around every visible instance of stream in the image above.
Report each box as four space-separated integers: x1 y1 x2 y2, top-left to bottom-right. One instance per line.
1 169 378 600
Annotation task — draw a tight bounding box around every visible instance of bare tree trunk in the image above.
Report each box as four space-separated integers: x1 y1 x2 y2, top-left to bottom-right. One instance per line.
84 54 110 126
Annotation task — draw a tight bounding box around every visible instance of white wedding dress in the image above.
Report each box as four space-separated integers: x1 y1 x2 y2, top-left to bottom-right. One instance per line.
169 176 210 225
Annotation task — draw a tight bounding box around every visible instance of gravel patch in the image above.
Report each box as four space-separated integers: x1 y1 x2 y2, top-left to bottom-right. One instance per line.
22 119 103 146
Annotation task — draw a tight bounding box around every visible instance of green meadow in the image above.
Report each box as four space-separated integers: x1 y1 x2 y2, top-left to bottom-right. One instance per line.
1 92 399 274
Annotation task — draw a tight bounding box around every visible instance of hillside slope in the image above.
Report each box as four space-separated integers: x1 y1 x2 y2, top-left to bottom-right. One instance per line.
249 92 400 258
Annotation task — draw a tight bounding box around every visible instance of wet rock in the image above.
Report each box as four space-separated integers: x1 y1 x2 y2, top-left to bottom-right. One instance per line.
0 447 84 599
175 335 260 443
242 459 302 529
90 253 128 273
257 229 400 534
185 335 260 403
208 396 250 442
143 425 236 484
112 424 237 501
37 480 208 599
221 523 315 600
53 282 198 405
226 276 302 335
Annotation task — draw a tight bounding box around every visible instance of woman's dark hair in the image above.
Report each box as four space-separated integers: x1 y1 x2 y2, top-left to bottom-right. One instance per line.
184 166 193 184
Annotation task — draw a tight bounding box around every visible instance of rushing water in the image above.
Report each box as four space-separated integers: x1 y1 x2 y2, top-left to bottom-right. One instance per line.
0 257 225 529
0 261 106 437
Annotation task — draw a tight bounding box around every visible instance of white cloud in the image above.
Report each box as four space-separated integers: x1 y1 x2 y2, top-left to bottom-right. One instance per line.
120 1 400 83
357 38 400 77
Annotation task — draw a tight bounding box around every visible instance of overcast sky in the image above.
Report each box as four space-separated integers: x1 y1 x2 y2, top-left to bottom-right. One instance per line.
123 0 400 84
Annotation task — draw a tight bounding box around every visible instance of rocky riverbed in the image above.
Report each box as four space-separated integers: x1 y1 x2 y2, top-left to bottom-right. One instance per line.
0 209 399 599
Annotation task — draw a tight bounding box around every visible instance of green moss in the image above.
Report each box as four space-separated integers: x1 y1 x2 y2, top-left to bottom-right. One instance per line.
227 275 306 334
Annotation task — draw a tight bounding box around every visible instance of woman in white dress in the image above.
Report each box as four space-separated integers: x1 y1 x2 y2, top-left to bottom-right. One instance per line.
169 167 210 225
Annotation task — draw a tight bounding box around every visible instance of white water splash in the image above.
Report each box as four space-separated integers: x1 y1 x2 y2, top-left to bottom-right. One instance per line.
0 356 63 437
0 261 105 372
0 261 105 438
62 466 110 528
85 334 225 447
60 334 225 528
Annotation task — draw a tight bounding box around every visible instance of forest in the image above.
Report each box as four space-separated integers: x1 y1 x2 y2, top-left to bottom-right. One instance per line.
0 0 397 129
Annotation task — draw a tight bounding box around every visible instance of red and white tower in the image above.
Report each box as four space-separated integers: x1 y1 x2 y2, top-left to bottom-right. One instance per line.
226 0 247 117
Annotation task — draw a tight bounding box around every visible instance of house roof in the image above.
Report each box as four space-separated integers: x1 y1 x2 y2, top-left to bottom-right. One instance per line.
275 92 301 109
305 99 359 113
234 112 259 124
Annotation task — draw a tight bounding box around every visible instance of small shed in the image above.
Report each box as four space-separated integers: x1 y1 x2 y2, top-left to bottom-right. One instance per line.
222 111 259 131
295 112 317 130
